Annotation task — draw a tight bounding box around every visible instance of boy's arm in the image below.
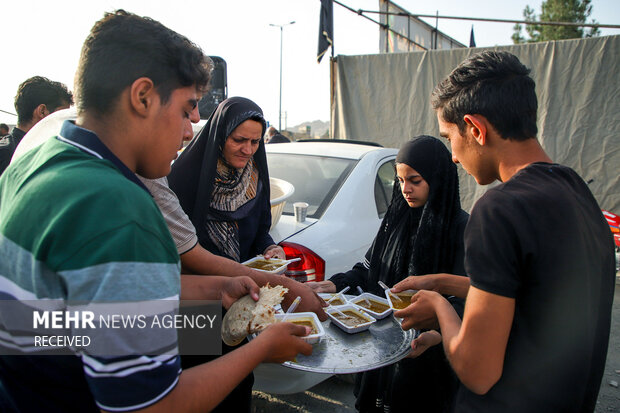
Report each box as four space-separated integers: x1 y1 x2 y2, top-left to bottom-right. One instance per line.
396 287 514 395
180 275 260 308
392 273 470 299
101 322 312 413
181 244 327 320
180 243 262 278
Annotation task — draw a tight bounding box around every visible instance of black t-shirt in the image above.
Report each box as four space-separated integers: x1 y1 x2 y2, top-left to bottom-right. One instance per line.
456 163 615 413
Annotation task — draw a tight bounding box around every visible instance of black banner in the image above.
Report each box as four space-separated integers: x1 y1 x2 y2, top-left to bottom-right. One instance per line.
317 0 333 63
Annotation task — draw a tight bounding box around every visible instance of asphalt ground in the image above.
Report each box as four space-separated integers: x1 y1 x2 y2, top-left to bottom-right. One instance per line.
252 279 620 412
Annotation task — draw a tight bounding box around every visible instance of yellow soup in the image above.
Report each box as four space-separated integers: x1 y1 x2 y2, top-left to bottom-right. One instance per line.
389 293 414 310
355 299 389 313
291 319 318 334
331 311 370 327
245 259 283 271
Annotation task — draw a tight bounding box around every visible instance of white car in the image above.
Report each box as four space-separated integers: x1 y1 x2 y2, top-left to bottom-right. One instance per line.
253 140 398 394
267 140 397 282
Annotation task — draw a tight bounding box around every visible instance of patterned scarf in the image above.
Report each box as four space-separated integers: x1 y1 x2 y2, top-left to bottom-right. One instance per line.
206 157 259 261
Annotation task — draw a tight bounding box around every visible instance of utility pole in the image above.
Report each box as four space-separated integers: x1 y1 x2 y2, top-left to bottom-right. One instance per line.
269 21 295 131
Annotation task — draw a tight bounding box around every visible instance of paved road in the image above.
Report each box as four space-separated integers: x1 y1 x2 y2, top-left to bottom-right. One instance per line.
596 281 620 412
253 281 620 412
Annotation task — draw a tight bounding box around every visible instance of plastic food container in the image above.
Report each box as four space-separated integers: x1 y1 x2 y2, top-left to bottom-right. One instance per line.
384 289 417 311
241 256 290 274
326 304 376 334
349 293 393 320
275 312 325 344
318 293 348 307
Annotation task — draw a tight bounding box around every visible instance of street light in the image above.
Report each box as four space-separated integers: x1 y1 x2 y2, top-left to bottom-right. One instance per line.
269 20 295 131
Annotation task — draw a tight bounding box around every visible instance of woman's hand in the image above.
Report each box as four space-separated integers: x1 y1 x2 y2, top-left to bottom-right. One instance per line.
307 281 337 293
263 245 286 260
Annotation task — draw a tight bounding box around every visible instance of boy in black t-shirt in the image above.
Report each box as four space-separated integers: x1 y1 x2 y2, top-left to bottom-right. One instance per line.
392 51 615 412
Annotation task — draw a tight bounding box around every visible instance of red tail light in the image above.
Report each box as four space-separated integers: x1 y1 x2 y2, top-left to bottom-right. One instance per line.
280 242 325 282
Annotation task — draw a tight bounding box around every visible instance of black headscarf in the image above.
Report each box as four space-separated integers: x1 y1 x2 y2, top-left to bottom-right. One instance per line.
366 135 461 293
167 97 268 254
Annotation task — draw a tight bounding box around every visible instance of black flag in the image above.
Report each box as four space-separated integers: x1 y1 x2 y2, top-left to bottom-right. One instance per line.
317 0 333 63
469 25 476 48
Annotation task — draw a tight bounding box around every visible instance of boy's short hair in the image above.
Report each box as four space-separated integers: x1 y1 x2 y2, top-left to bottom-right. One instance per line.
431 51 538 141
14 76 73 124
75 10 212 115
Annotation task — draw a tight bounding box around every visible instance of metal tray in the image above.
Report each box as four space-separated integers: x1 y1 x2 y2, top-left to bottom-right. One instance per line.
280 314 414 374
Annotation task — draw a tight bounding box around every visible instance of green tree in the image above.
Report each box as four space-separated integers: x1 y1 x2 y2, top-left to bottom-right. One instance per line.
512 0 600 44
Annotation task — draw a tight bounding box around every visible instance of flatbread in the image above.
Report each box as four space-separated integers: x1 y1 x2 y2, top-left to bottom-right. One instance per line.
222 284 288 346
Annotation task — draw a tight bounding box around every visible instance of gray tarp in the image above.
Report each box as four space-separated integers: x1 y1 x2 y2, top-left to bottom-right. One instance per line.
332 35 620 213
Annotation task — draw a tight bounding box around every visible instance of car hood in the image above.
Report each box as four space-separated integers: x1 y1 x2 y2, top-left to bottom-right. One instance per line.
269 215 317 243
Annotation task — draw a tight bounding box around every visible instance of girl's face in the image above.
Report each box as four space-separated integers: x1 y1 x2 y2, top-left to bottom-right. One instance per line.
221 119 262 169
396 163 429 208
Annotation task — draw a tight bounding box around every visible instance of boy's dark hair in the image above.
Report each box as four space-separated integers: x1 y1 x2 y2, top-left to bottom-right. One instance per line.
431 51 538 141
0 124 8 134
75 10 212 115
14 76 73 124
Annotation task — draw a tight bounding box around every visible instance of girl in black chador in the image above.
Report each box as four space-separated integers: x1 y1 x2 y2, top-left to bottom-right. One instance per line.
311 135 469 413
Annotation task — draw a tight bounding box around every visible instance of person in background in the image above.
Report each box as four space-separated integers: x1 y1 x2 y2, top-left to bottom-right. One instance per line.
395 51 615 412
0 124 9 136
0 76 72 175
310 135 469 413
0 10 311 413
265 125 290 143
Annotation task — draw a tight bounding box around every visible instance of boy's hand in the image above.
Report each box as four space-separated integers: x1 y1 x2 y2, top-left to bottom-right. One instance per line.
392 275 438 293
221 276 260 309
394 290 444 330
392 273 470 299
280 280 328 321
257 322 313 363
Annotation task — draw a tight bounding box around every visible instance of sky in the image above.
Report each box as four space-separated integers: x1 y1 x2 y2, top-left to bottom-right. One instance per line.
1 0 618 129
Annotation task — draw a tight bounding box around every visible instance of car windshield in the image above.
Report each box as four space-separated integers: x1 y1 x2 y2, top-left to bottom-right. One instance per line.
267 153 356 219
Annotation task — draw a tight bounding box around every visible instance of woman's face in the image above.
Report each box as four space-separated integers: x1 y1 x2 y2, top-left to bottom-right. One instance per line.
222 119 263 169
396 163 429 208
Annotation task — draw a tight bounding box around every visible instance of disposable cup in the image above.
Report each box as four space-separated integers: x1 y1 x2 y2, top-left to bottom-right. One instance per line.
293 202 308 222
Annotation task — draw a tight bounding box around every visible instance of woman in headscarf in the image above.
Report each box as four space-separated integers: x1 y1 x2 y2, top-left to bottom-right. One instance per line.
168 96 284 262
310 135 469 413
167 97 283 413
